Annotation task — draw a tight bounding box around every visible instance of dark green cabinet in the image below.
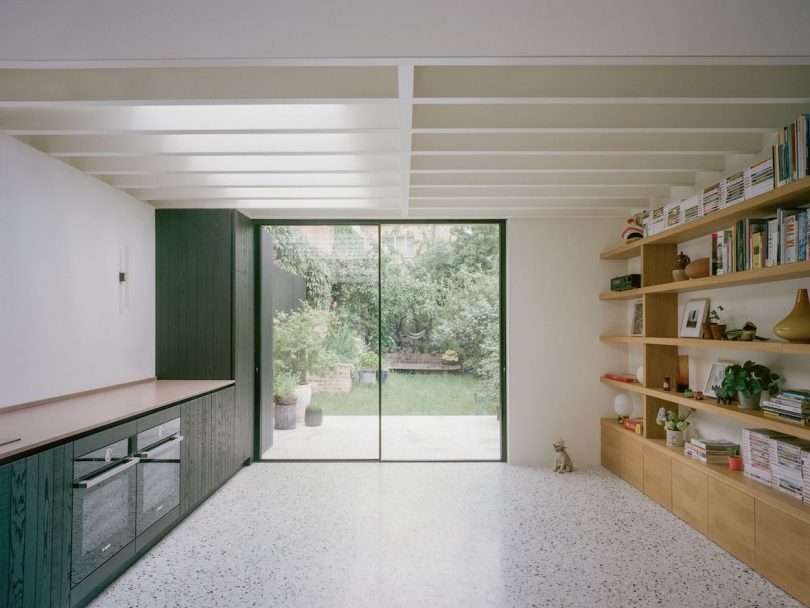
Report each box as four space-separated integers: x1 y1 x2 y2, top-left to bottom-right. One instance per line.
1 443 73 608
180 386 240 515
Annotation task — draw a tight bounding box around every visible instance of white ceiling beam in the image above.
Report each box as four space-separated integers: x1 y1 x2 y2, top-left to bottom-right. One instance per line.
127 186 401 200
410 197 647 209
410 153 725 172
102 172 401 188
409 185 671 198
398 65 414 218
150 198 400 210
410 172 693 186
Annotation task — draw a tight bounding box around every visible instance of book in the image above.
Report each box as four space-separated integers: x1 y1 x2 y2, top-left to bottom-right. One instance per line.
664 200 683 229
767 218 779 267
799 211 808 263
603 373 637 383
723 171 745 207
779 209 801 264
701 183 721 215
744 158 775 199
682 194 702 223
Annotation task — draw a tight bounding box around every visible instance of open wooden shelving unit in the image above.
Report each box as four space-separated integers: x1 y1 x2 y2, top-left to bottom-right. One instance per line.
599 177 810 605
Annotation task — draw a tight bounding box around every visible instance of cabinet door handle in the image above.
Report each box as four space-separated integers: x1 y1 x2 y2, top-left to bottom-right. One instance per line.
74 457 140 489
136 435 184 460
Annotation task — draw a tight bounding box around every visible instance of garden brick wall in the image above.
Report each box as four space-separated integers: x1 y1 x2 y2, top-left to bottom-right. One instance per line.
310 363 352 394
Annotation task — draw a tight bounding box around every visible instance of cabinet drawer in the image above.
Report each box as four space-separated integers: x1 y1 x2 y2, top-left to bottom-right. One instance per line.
643 445 671 510
671 460 708 535
756 501 810 606
600 424 621 475
707 477 755 567
620 433 644 491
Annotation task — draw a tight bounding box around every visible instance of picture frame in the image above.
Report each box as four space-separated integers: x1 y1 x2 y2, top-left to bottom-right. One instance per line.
679 298 709 338
703 361 733 398
630 299 643 336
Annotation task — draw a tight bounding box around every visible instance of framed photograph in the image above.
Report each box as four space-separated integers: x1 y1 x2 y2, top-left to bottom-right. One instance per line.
703 362 733 398
630 299 643 336
679 298 709 338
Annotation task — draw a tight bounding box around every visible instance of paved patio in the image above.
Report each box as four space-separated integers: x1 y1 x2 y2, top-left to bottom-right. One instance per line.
263 415 501 460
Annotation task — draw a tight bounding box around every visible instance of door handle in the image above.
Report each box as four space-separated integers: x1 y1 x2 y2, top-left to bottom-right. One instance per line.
136 435 184 460
74 457 140 489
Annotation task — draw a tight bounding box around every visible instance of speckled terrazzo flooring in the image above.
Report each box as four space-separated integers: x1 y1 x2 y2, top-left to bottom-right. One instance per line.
90 464 803 608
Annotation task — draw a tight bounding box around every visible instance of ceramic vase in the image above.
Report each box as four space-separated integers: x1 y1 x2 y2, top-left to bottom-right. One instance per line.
738 391 762 410
665 429 684 447
774 288 810 343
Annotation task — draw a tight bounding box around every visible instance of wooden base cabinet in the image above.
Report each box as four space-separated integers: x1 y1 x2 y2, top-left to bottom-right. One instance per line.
756 501 810 606
642 445 671 510
620 432 643 491
707 478 755 568
600 422 621 475
671 459 708 535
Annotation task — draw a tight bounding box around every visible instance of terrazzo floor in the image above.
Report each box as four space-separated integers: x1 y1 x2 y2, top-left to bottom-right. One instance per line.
264 415 501 460
90 464 803 608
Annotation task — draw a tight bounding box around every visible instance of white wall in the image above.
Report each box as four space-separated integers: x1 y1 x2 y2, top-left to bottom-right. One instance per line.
0 134 155 408
507 217 627 466
0 0 808 62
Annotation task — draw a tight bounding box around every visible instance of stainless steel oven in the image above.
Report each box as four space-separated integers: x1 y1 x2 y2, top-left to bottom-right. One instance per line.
135 406 182 537
71 421 138 606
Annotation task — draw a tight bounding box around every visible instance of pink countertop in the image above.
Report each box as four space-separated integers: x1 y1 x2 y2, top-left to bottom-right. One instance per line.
0 379 234 463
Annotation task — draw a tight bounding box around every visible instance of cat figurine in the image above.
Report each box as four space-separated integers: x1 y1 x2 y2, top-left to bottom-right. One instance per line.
553 438 573 473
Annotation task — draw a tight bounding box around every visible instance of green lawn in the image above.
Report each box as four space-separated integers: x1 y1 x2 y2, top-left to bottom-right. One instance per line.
311 372 497 415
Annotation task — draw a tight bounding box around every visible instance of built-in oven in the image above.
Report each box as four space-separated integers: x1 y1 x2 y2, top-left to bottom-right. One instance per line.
135 406 182 539
71 421 138 607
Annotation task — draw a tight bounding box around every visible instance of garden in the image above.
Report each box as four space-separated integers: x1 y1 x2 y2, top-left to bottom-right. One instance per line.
268 224 501 423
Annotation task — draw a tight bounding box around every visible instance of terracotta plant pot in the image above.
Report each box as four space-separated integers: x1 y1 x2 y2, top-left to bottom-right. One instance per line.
701 322 714 339
728 455 743 471
774 288 810 343
684 257 710 279
710 323 726 340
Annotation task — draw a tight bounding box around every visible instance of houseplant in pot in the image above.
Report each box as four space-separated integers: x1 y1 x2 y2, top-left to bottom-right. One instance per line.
708 305 726 340
727 446 743 471
656 407 692 447
273 365 299 431
358 351 379 384
715 360 780 410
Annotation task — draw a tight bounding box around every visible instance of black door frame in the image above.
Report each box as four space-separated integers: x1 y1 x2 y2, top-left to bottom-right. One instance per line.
252 219 507 463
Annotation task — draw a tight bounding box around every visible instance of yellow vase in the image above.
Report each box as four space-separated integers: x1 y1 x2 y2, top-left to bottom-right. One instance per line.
774 289 810 343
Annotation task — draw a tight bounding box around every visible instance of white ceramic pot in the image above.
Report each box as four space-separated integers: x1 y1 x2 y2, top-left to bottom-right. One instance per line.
666 429 684 447
294 383 312 422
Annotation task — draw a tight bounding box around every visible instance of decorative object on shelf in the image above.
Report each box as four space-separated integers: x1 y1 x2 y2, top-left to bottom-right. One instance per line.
701 321 713 340
726 321 764 341
703 362 733 399
613 394 633 424
684 389 694 398
695 391 704 400
623 418 643 433
636 366 644 385
553 438 573 473
727 446 743 470
656 407 692 447
679 298 710 338
708 305 726 340
672 250 691 281
685 257 711 279
774 288 810 344
677 355 689 392
610 274 641 291
663 376 671 391
604 372 638 383
715 360 781 411
621 211 647 242
630 299 643 336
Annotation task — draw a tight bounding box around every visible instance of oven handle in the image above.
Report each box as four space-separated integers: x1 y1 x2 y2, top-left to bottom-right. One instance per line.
136 434 184 460
73 457 140 489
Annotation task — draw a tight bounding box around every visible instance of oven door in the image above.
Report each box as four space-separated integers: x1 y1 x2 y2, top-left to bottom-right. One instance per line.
136 416 182 535
71 435 138 588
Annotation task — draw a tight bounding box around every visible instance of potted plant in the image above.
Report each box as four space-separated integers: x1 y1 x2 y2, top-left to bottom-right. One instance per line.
656 407 692 446
708 305 726 340
273 365 299 430
305 402 323 427
715 360 780 410
727 446 743 471
441 349 459 366
358 351 379 384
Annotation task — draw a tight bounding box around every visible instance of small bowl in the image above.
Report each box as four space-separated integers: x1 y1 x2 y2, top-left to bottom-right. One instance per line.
685 257 710 279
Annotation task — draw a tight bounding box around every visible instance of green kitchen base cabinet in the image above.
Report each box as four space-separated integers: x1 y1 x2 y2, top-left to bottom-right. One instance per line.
1 443 74 608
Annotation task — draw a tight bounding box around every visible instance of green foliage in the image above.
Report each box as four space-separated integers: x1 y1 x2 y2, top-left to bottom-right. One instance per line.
716 360 780 399
266 226 333 308
323 322 364 366
272 362 298 399
358 351 379 370
656 407 692 431
273 304 336 382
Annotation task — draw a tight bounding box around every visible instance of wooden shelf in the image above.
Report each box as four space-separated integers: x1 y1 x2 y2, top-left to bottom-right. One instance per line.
600 260 810 300
600 177 810 260
600 335 810 354
601 376 810 441
601 419 810 525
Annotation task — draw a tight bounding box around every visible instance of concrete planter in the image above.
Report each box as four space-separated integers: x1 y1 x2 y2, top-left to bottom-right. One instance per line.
294 383 312 422
274 401 297 430
305 407 323 427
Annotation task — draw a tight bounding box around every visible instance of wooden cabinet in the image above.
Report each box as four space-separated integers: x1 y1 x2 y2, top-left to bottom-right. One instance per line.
643 444 671 510
619 432 643 491
600 422 621 475
0 443 73 608
755 501 810 606
671 460 708 535
180 386 240 515
707 477 755 568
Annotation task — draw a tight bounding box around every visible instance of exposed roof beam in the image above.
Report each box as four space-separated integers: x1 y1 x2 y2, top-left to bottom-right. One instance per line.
102 172 401 188
398 65 414 218
409 153 725 172
126 186 401 200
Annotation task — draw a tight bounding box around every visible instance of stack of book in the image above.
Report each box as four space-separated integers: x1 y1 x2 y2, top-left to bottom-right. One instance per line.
803 451 810 503
723 170 746 208
684 438 739 464
742 428 790 486
769 437 810 500
774 114 810 187
762 389 810 425
744 158 775 199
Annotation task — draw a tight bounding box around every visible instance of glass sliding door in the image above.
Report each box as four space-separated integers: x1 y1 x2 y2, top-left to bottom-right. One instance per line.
258 221 503 462
259 225 380 460
380 224 502 460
